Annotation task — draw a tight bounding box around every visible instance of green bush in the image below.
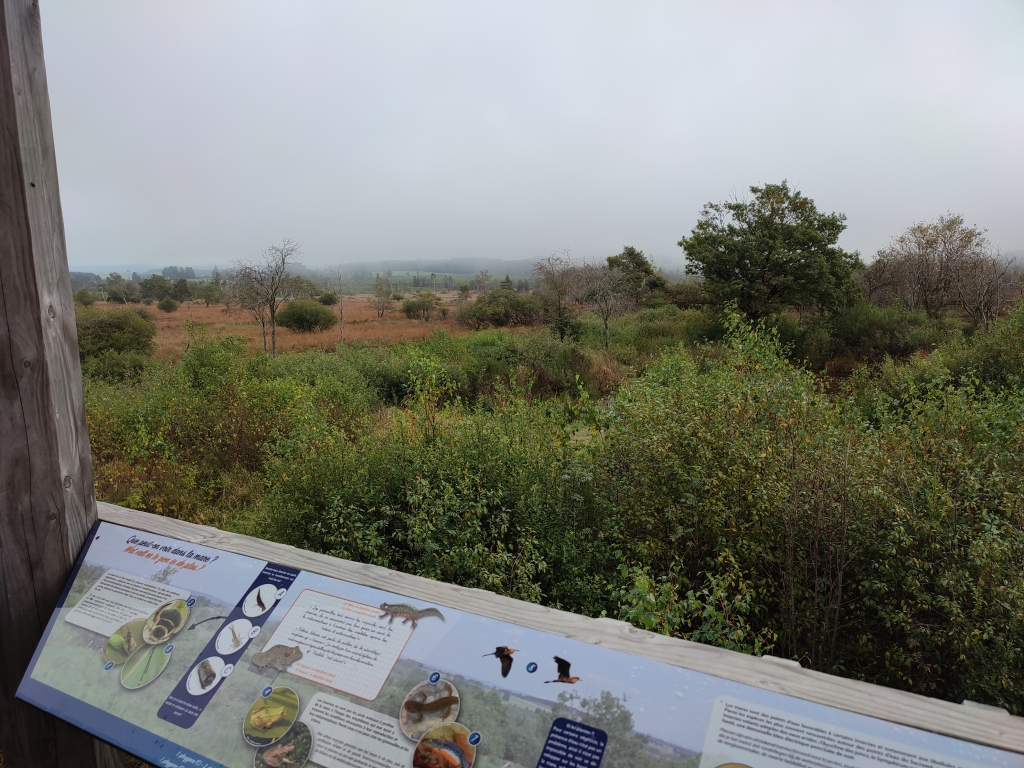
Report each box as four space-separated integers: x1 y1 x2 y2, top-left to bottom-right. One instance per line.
940 300 1024 387
80 349 150 382
318 293 339 306
157 297 179 313
594 316 1024 710
73 289 95 306
276 299 338 332
76 306 156 360
402 293 439 321
457 289 541 328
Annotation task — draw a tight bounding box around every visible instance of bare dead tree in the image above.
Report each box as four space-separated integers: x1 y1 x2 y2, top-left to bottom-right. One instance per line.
533 250 586 342
953 251 1016 330
228 273 270 353
580 263 636 349
325 265 348 344
232 238 302 356
868 214 997 319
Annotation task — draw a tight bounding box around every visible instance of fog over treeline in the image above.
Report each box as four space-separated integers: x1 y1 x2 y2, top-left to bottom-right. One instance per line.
41 1 1024 272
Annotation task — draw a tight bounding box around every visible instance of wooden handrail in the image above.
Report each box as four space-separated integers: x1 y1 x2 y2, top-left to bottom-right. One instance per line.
97 501 1024 753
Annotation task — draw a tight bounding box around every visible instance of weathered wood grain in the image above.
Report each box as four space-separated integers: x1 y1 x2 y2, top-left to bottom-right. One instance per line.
98 502 1024 754
0 1 121 765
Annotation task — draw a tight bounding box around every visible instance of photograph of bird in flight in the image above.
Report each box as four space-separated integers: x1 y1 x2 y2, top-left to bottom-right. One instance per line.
483 646 517 678
545 656 580 684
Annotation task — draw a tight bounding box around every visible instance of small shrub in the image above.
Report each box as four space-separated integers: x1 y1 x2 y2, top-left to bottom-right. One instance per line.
318 293 339 306
76 306 156 360
73 289 95 306
276 299 339 332
80 349 150 382
457 289 541 328
157 297 179 313
402 293 439 321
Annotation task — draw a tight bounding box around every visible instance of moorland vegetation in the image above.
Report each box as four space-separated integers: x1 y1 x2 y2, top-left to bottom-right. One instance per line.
76 184 1024 715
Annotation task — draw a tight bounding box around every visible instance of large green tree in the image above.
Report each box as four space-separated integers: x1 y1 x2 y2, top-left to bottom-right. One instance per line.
679 181 861 319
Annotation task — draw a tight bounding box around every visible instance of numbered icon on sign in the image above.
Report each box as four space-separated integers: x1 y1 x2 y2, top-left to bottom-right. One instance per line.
262 686 273 698
275 588 287 600
104 661 114 671
429 672 441 684
249 626 261 639
164 644 174 654
221 664 234 678
185 598 196 607
468 732 482 746
526 662 538 673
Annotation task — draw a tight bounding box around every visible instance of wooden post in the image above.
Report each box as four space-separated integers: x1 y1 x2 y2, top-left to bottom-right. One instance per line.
0 1 123 766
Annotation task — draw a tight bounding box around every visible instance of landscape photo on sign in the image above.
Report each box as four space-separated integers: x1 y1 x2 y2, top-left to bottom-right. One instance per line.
16 521 1024 768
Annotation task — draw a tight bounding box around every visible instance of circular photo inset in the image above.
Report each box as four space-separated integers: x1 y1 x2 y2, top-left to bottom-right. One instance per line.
120 642 171 689
243 687 300 747
142 599 190 644
414 723 475 768
243 584 279 618
186 656 225 696
103 618 146 666
400 679 461 741
254 720 312 768
216 618 253 655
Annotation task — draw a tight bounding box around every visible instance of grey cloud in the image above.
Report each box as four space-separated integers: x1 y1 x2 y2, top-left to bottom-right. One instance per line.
39 0 1024 271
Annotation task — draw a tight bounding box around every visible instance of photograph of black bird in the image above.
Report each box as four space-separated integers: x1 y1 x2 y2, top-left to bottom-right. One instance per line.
544 656 580 684
483 646 518 678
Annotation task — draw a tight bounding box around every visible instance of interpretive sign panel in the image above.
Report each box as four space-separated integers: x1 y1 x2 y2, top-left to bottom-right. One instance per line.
18 521 1024 768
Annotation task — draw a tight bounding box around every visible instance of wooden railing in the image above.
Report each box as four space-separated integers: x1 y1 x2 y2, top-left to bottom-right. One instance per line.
97 501 1024 753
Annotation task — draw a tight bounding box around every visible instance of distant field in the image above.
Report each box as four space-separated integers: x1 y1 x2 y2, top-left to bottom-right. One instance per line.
102 292 481 361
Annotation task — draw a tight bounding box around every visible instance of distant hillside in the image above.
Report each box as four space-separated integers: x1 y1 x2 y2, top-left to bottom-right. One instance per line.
332 257 540 276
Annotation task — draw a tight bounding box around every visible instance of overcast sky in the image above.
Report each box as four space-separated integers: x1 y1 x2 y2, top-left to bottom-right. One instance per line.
40 1 1024 273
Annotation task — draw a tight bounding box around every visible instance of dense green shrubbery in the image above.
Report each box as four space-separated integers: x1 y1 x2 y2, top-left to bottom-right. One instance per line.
598 315 1024 706
157 297 179 313
77 306 157 359
276 299 339 332
457 289 541 328
76 306 157 382
83 305 1024 714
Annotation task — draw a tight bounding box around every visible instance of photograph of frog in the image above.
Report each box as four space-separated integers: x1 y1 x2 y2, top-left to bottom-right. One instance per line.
243 687 300 747
414 722 476 768
254 720 312 768
400 679 461 740
102 618 147 666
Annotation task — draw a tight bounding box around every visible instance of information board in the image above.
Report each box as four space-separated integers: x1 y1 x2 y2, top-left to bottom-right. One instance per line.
18 521 1024 768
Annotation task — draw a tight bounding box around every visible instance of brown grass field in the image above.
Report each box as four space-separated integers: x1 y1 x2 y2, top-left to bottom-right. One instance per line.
100 293 479 360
